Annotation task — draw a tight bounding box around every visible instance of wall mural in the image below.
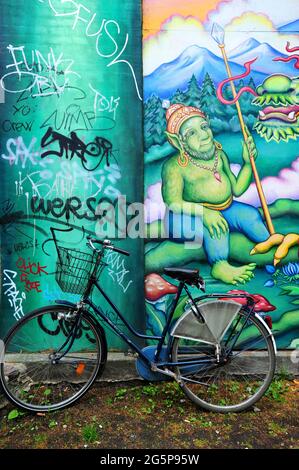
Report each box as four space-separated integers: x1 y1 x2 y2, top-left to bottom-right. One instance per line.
143 0 299 348
0 0 144 349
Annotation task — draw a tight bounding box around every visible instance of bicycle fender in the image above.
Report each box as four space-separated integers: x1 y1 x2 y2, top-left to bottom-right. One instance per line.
54 300 77 308
254 313 277 355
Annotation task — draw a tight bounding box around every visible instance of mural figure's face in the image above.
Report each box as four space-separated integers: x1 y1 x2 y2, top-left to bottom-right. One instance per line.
179 116 215 160
253 74 299 142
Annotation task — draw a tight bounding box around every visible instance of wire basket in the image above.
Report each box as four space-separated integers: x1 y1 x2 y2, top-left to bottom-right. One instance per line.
55 247 99 295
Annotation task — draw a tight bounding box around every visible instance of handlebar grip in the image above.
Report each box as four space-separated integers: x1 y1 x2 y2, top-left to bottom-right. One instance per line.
87 236 104 244
87 237 130 256
111 246 130 256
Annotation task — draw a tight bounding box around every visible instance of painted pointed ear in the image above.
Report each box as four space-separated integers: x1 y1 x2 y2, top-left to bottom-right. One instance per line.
165 131 182 150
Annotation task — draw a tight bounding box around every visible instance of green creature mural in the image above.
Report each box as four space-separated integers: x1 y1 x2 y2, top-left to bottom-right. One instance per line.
254 74 299 142
143 0 299 349
253 43 299 143
162 104 262 285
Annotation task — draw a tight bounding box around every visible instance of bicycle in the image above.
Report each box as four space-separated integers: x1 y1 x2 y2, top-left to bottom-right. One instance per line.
0 236 276 413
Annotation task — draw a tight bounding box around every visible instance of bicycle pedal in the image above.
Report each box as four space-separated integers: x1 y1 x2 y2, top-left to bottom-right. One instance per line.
125 349 138 358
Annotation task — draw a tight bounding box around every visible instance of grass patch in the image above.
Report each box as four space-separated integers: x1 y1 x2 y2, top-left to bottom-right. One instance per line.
82 423 99 443
265 378 290 402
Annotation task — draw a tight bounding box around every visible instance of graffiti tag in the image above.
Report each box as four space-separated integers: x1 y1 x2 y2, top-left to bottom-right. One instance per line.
41 127 115 171
3 270 26 320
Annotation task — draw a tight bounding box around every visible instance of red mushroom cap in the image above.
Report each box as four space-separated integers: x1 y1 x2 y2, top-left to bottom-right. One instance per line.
144 273 178 301
221 289 276 312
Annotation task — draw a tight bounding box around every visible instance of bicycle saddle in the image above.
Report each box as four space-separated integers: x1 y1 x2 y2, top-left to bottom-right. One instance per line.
163 267 199 285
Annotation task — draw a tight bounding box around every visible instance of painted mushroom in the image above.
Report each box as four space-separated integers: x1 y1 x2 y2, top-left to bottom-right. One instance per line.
145 273 178 336
145 273 178 303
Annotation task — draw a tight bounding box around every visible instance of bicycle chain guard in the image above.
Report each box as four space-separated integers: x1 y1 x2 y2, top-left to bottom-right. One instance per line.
136 346 170 382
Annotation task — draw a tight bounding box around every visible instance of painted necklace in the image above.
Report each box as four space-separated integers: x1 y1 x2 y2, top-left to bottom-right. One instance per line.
188 149 222 182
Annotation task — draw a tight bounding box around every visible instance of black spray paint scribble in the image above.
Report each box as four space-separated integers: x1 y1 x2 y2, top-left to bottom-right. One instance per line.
41 127 116 171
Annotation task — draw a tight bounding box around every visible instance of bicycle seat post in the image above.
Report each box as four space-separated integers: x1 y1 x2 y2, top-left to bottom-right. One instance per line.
154 281 184 363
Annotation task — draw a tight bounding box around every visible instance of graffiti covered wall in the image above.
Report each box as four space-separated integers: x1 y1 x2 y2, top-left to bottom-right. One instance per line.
1 0 298 352
143 0 299 348
0 0 144 349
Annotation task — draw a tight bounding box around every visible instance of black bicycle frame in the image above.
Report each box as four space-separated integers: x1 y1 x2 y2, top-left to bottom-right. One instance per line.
83 280 184 369
76 269 256 371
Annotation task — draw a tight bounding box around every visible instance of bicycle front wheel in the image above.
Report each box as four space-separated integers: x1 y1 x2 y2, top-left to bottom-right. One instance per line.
171 311 276 413
0 305 106 412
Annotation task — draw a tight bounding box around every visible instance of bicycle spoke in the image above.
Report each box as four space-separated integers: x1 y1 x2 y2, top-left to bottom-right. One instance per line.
1 308 104 411
172 310 275 411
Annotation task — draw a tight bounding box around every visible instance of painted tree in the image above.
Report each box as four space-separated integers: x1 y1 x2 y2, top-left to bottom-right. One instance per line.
170 89 188 105
144 95 167 149
199 73 229 133
184 74 202 107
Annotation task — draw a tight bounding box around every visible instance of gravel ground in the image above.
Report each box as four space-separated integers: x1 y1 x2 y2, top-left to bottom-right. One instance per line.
0 377 298 449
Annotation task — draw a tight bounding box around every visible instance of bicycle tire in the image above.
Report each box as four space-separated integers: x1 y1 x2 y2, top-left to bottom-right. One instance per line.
0 305 107 412
171 311 276 413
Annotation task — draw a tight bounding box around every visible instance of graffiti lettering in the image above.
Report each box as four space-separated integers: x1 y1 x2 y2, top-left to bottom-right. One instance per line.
42 0 142 100
89 84 120 121
105 251 133 293
1 136 52 169
16 257 48 292
3 270 26 320
2 120 34 133
14 239 40 253
15 163 121 199
1 45 79 96
40 103 116 133
31 195 114 221
41 127 115 171
37 310 96 344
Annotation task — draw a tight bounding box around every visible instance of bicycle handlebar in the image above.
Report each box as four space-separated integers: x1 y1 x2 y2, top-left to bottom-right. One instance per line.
87 237 130 256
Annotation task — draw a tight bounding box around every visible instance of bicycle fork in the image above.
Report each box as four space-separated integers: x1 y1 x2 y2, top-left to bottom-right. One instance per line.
49 305 85 364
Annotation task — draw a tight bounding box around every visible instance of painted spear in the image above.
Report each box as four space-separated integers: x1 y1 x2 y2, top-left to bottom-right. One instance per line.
211 23 275 235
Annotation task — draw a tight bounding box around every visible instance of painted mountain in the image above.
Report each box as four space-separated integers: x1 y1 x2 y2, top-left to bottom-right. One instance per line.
278 19 299 32
144 34 297 100
229 40 295 75
144 45 267 99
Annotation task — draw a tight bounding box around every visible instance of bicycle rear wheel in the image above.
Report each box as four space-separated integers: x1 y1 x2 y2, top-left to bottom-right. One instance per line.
171 311 276 413
0 305 107 412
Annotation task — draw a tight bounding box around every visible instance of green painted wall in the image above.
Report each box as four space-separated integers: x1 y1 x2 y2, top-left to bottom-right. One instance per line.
0 0 144 350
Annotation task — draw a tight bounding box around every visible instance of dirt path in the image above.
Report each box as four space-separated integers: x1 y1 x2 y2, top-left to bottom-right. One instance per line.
0 378 298 449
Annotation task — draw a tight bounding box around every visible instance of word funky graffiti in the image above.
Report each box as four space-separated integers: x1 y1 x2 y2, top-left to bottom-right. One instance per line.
1 45 79 96
16 257 48 292
40 0 142 100
41 127 115 171
3 270 26 320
